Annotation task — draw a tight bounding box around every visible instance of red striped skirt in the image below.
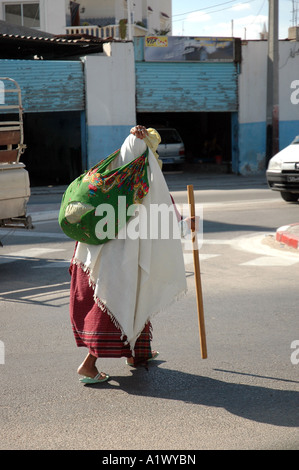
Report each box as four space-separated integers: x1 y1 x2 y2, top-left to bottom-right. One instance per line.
69 263 153 365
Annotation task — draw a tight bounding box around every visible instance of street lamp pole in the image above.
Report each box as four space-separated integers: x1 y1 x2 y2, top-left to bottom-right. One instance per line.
127 0 132 40
266 0 279 165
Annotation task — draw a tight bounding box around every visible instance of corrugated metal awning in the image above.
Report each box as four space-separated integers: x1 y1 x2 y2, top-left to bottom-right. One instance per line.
0 32 109 60
0 59 85 112
136 61 238 113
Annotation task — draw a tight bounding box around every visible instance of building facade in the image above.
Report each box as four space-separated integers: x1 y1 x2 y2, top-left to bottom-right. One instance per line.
0 40 135 185
84 41 136 169
0 1 171 39
66 0 171 31
238 39 299 174
1 1 299 180
0 0 66 34
134 35 240 173
65 0 172 40
0 0 171 40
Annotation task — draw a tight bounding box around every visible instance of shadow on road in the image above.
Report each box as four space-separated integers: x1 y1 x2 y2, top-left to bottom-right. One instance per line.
87 363 299 428
203 219 277 234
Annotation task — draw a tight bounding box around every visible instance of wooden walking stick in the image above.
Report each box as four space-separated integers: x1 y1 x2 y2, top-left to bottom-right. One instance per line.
187 184 207 359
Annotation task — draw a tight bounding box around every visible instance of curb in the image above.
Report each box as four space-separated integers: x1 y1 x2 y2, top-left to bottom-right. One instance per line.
28 210 59 222
276 223 299 249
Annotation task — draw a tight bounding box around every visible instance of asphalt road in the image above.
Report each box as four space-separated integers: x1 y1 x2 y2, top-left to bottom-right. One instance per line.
0 172 298 451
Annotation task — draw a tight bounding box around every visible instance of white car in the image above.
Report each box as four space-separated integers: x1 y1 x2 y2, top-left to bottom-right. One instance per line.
156 128 185 166
266 135 299 201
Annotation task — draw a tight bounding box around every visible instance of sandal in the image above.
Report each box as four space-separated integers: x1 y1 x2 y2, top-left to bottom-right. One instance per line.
79 372 110 384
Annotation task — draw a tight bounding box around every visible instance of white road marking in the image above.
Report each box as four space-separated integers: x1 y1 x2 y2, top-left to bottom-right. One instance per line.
213 232 299 266
199 199 282 210
21 288 70 301
0 281 70 297
0 247 65 265
184 253 219 265
28 210 59 222
0 281 70 307
1 211 299 269
241 256 299 266
232 233 299 265
0 229 67 239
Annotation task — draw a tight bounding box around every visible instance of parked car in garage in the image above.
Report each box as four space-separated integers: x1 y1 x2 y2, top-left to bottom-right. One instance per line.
266 135 299 201
156 128 185 167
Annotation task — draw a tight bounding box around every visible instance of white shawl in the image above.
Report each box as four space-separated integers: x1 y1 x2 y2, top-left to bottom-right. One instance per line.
72 134 187 352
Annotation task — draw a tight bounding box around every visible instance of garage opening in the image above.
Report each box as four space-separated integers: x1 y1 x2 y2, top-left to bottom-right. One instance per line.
137 111 232 172
22 111 82 186
0 111 83 186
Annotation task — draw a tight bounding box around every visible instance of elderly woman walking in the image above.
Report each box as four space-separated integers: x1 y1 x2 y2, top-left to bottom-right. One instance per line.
67 126 187 384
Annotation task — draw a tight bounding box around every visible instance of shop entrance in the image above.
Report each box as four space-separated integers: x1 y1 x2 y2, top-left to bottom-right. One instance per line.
22 111 83 186
137 111 233 171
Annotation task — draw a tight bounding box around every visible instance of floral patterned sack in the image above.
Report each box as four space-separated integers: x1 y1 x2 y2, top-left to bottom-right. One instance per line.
58 147 149 244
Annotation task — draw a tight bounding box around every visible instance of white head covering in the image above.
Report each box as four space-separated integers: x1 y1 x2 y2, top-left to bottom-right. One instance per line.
72 132 187 352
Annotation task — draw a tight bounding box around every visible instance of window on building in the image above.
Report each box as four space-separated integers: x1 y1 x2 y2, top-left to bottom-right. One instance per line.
4 2 40 28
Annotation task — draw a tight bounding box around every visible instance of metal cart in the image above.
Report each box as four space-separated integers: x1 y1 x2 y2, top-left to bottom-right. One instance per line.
0 77 32 239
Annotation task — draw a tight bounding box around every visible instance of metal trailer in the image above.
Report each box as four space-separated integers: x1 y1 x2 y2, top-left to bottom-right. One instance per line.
0 77 32 242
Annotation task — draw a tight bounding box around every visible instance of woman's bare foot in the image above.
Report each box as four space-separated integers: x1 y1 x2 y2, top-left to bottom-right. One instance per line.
77 364 108 380
126 357 135 366
77 353 108 380
126 350 159 366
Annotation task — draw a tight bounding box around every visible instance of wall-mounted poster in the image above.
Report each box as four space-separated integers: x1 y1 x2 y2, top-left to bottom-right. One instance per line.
144 36 235 62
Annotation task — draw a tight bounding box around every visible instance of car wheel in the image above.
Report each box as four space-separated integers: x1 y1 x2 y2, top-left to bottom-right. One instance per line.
280 191 299 202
